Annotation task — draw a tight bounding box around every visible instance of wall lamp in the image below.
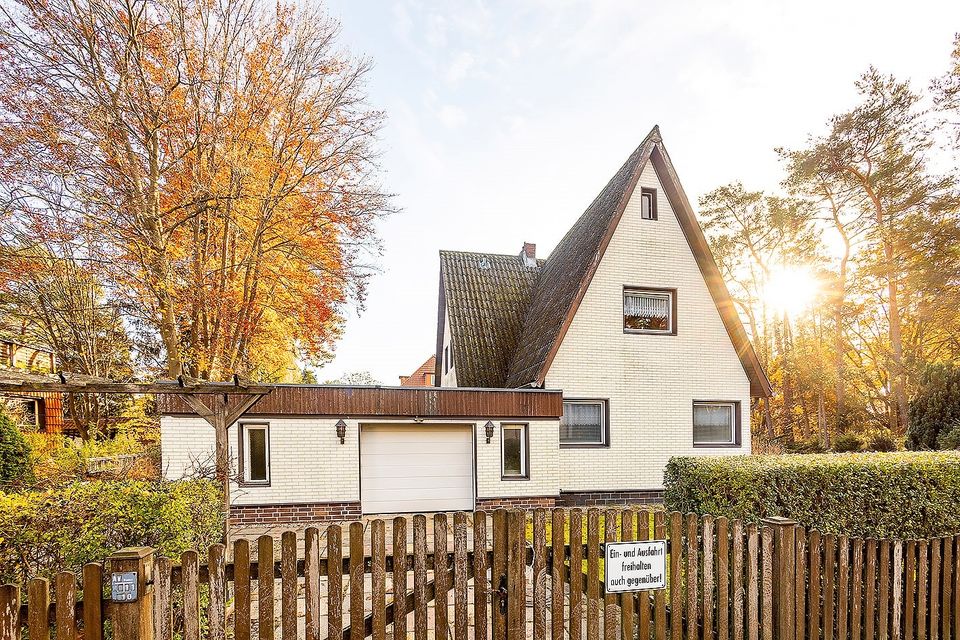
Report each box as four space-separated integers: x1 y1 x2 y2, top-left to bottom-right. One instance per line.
335 419 347 444
484 420 495 444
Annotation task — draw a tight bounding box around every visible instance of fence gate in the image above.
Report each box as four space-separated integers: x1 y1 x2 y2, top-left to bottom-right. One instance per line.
2 508 960 640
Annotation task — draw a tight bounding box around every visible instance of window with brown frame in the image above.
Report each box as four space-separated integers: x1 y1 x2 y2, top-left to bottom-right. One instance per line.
624 287 676 334
501 423 528 478
640 187 657 220
560 399 609 446
692 401 741 446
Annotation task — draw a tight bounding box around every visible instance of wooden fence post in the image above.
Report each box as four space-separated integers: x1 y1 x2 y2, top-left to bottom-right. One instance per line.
108 547 155 640
761 517 797 640
0 584 19 640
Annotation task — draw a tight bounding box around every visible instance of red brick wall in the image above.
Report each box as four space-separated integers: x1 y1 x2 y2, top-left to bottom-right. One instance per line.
475 496 557 510
230 501 361 526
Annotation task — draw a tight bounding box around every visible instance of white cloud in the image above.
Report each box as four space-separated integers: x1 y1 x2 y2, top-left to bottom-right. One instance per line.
438 104 467 128
446 51 476 83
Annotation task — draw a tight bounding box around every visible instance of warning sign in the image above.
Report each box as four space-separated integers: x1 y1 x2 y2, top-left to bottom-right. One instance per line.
604 540 667 593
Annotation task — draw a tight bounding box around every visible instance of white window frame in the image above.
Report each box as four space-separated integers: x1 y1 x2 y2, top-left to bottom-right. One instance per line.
560 399 608 447
240 422 271 485
692 401 739 446
500 423 528 478
623 288 675 335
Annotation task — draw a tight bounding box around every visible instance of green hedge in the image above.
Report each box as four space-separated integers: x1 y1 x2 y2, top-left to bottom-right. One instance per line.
0 412 32 487
663 452 960 538
0 479 223 583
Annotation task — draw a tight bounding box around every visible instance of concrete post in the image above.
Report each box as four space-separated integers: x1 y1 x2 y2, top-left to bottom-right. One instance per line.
109 547 155 640
762 517 797 640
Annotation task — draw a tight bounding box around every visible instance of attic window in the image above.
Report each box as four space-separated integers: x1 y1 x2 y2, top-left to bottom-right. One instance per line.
640 188 657 220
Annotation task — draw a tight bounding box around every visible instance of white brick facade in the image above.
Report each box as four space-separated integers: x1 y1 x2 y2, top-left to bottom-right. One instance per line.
545 163 752 491
475 419 560 499
161 415 561 506
161 416 359 505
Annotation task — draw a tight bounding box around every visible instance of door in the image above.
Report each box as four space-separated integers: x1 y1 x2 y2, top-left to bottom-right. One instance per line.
360 424 474 514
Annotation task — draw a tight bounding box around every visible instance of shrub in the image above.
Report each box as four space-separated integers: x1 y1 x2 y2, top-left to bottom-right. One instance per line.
864 428 901 452
908 363 960 450
831 432 864 452
663 452 960 538
0 479 223 582
27 429 160 486
938 423 960 450
784 437 826 454
0 411 33 487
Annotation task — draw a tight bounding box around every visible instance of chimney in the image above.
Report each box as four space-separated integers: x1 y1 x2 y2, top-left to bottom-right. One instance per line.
520 242 537 267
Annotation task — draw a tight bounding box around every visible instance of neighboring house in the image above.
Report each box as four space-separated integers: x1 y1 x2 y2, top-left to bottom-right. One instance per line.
160 126 771 521
399 355 437 387
0 337 65 433
0 334 55 373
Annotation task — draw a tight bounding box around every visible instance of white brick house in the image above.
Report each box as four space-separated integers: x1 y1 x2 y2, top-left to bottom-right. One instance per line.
161 126 770 521
435 125 771 506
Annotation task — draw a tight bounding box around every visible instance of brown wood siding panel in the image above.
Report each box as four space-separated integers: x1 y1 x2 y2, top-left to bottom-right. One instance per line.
158 386 563 418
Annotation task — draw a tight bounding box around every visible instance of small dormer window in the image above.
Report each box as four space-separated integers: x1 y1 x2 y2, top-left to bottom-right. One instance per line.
640 188 657 220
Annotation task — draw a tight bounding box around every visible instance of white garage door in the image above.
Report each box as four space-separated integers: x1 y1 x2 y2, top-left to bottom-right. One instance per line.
360 424 474 514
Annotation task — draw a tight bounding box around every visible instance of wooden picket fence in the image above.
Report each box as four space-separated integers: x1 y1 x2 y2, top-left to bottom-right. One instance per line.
1 508 960 640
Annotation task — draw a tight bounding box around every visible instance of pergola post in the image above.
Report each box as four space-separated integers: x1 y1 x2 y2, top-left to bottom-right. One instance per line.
177 390 267 544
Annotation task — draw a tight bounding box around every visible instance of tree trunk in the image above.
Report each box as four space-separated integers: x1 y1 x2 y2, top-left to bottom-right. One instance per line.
778 314 795 442
887 276 909 432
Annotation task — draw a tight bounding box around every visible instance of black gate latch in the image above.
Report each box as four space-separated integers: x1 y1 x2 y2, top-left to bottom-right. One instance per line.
497 575 508 614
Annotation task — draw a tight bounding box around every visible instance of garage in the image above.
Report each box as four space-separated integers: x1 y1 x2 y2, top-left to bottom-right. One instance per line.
360 424 475 514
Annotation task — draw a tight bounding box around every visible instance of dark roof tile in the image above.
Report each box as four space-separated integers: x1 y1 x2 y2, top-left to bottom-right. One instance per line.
439 250 542 387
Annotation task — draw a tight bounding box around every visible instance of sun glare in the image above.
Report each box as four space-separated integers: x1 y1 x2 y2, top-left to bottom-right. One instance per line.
764 266 820 318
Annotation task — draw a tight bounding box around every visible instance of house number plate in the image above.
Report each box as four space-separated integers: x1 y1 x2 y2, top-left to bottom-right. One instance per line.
111 572 138 602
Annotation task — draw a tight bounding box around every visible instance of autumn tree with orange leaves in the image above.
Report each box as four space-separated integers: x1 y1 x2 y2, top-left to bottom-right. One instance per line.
0 0 391 380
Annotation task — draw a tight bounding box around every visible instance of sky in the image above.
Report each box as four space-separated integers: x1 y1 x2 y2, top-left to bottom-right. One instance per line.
313 0 960 385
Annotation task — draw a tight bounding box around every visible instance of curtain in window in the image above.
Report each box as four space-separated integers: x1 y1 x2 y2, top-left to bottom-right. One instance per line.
624 292 670 331
693 404 734 443
561 402 603 443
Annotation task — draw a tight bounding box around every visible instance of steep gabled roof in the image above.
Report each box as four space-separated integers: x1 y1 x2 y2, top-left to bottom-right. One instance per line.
438 126 773 397
504 127 660 387
437 250 542 388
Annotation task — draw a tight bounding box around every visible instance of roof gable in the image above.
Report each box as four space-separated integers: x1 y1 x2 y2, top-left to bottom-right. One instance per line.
439 126 772 397
505 127 771 396
400 355 436 386
504 127 660 387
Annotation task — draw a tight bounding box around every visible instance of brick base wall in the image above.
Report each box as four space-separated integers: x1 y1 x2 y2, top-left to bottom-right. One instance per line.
556 489 664 507
230 501 361 526
476 496 558 510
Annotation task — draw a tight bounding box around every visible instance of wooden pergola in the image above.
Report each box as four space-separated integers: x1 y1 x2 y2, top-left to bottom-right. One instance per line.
0 375 273 539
